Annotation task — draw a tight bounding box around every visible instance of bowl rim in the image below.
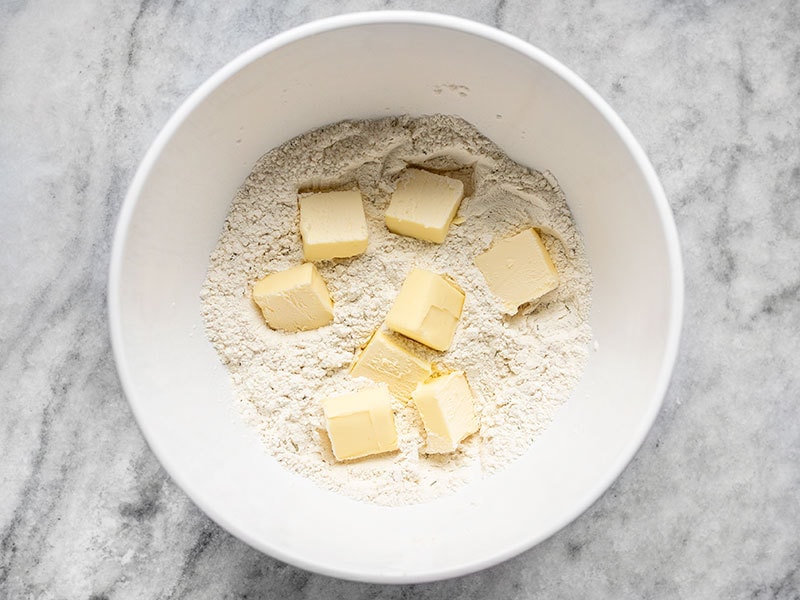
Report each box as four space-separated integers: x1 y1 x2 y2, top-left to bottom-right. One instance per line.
108 10 684 583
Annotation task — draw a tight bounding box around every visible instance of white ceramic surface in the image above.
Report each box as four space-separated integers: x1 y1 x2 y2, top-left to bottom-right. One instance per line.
108 12 682 583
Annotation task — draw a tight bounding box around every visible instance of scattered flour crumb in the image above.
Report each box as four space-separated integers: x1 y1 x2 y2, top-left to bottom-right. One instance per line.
200 114 593 506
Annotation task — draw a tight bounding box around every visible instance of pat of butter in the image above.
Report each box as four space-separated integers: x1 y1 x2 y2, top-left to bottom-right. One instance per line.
385 268 464 351
474 228 559 313
412 371 479 454
385 169 464 243
321 386 399 461
252 263 333 331
350 330 432 401
299 190 368 261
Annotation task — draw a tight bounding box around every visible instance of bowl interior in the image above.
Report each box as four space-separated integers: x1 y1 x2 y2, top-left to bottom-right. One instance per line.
110 14 681 583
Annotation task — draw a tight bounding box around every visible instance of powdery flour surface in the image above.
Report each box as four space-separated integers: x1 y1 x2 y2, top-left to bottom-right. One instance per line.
201 115 593 505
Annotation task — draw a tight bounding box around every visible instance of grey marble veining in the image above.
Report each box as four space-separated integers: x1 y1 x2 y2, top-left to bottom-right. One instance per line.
1 0 799 598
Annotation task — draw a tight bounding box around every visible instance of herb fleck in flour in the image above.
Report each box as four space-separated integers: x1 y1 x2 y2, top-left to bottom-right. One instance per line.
200 115 593 505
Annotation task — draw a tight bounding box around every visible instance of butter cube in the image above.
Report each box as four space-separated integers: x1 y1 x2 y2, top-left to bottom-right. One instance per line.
474 228 559 313
350 330 432 401
385 169 464 243
412 372 479 454
386 269 464 351
299 190 368 261
252 263 333 331
322 387 399 461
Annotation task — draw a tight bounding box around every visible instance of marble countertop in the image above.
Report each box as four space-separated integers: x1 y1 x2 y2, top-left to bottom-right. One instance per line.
2 1 798 597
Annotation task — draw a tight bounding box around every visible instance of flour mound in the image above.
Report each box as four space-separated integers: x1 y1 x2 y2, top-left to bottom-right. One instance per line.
200 115 593 506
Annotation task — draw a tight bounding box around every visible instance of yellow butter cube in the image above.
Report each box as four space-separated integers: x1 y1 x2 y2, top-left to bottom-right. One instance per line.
350 330 432 401
474 228 559 313
299 190 368 261
252 263 333 332
322 387 398 461
386 269 464 351
385 169 464 243
412 372 479 454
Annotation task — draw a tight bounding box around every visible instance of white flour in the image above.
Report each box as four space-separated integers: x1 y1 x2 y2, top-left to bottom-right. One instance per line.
200 115 593 505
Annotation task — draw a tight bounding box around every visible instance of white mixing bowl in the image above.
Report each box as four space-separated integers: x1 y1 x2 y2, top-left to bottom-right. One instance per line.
109 11 683 583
